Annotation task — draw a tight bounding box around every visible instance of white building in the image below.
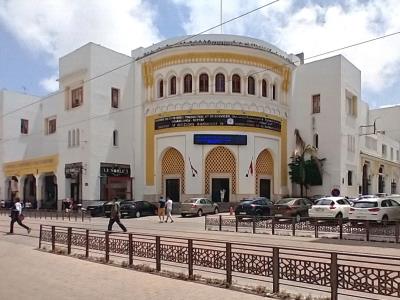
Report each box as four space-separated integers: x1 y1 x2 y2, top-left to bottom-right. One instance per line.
0 34 399 209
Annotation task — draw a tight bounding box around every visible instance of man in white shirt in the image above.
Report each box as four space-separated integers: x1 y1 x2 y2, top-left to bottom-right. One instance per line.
9 197 31 234
165 197 174 223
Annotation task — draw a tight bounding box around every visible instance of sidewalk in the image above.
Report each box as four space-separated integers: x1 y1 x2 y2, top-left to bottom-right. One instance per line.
0 237 270 300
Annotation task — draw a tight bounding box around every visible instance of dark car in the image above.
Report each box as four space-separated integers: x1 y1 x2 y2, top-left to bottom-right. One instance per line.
120 200 158 218
86 201 106 217
235 197 273 218
272 198 312 222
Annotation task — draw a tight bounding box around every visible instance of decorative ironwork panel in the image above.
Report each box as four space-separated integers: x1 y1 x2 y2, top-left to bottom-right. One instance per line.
71 233 87 248
279 257 331 286
339 264 400 297
109 238 129 255
316 224 340 233
370 225 396 236
193 247 226 270
237 219 253 228
295 221 316 231
221 218 236 227
160 244 188 263
274 222 292 230
132 241 156 259
55 232 68 245
89 235 106 251
206 217 220 226
254 219 269 229
343 224 366 234
232 252 272 276
41 230 52 243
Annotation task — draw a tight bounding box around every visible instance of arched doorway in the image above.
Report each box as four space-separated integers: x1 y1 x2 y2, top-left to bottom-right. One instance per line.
256 149 274 199
378 166 384 193
362 163 369 195
23 175 36 209
42 173 57 210
205 146 236 202
161 148 185 202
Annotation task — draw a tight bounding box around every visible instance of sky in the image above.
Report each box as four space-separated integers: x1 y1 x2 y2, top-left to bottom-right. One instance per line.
0 0 399 108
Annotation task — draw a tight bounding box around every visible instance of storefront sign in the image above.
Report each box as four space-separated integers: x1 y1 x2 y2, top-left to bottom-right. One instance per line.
194 134 247 145
4 155 59 176
100 163 130 177
155 114 281 132
65 162 82 178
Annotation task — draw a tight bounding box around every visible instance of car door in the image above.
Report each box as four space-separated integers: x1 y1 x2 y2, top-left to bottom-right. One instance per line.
390 199 400 221
205 199 214 213
198 198 207 213
337 199 350 218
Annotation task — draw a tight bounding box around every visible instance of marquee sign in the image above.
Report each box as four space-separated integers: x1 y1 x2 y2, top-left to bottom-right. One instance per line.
155 114 281 132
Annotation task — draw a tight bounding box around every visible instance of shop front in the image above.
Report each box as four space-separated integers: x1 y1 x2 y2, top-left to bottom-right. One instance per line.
100 163 132 201
65 163 82 208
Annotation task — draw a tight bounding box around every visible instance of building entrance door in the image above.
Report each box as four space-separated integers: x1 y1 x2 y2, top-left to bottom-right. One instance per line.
259 179 271 199
165 179 180 202
211 178 229 202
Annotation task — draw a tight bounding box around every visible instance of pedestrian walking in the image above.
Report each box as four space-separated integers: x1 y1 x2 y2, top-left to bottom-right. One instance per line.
9 197 31 234
158 195 166 223
165 196 174 223
107 198 127 232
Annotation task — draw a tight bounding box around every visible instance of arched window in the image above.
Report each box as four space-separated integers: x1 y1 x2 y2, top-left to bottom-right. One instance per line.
232 74 241 93
158 80 164 98
262 80 267 97
113 130 118 146
248 76 255 95
170 76 176 95
183 74 192 93
272 84 277 100
199 73 209 92
314 134 319 149
215 73 225 92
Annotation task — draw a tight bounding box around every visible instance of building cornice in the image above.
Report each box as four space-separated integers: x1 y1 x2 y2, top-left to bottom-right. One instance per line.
360 151 400 167
141 52 292 92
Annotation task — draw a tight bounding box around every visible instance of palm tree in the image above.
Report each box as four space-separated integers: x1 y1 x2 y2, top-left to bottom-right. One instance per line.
289 129 324 197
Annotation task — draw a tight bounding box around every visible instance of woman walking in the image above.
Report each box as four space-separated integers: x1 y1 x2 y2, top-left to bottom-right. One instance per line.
9 197 31 234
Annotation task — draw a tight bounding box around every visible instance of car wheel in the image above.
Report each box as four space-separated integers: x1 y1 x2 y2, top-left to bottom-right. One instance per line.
197 210 203 217
255 209 263 216
295 214 301 223
382 215 389 226
181 213 186 217
135 211 141 218
335 212 343 220
214 207 219 214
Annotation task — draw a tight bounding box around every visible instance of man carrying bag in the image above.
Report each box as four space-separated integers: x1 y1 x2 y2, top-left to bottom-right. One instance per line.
107 198 127 232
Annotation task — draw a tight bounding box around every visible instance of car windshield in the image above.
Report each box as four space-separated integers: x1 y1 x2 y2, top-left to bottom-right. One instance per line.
316 199 334 206
353 201 378 208
276 198 295 204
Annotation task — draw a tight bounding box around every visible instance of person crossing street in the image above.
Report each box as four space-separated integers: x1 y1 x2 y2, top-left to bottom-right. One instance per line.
107 198 127 232
9 197 31 234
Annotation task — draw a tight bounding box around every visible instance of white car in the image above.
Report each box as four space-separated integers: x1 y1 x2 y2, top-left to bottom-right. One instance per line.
308 197 351 219
349 197 400 224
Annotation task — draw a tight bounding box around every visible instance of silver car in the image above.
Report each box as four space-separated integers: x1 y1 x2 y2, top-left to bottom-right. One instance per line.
180 198 219 217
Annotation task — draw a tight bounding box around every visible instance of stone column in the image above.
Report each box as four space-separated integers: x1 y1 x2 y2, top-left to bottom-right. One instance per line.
35 175 42 209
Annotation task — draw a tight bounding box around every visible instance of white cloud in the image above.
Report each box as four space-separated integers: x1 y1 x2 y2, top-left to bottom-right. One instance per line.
0 0 162 92
40 75 58 93
173 0 400 95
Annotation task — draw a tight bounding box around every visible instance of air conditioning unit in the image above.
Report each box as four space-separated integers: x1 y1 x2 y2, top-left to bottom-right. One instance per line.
311 116 316 130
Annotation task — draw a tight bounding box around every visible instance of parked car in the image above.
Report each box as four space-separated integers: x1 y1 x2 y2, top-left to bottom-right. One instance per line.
272 198 313 222
309 195 328 205
235 197 273 218
349 197 400 225
104 200 132 218
86 201 106 217
120 200 158 218
181 198 218 217
308 197 351 220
